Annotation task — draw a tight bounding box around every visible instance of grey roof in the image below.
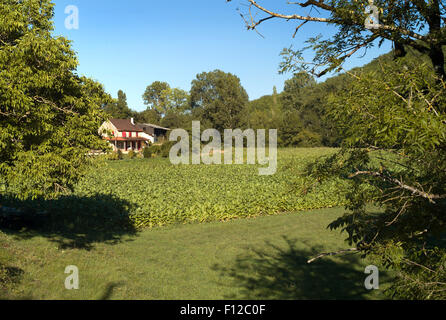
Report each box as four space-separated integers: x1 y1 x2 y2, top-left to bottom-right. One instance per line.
137 123 171 131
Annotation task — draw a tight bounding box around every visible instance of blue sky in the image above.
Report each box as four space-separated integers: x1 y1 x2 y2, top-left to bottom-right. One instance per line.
52 0 392 112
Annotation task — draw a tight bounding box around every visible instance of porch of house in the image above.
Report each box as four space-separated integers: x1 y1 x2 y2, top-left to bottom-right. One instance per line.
107 138 148 153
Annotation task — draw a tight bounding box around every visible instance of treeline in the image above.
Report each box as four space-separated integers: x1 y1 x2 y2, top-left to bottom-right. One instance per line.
103 49 427 148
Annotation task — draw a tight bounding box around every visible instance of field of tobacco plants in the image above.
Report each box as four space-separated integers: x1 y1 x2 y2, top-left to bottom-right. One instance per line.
74 148 347 229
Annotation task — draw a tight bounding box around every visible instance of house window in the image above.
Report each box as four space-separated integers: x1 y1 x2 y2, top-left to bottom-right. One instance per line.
122 132 126 138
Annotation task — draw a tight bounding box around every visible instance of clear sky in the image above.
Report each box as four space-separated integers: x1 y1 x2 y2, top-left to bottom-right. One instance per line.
51 0 392 112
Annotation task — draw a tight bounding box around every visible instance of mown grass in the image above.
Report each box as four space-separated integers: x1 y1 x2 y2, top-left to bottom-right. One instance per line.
1 207 392 300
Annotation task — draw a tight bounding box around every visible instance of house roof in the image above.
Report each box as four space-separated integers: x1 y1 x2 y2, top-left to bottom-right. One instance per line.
136 123 171 131
106 137 149 142
109 119 143 132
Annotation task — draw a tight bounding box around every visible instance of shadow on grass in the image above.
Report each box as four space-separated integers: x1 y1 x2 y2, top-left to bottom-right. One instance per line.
98 281 125 300
213 236 382 300
0 194 138 251
0 265 24 284
0 264 26 300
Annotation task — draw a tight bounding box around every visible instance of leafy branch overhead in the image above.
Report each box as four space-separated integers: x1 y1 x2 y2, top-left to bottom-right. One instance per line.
234 0 445 78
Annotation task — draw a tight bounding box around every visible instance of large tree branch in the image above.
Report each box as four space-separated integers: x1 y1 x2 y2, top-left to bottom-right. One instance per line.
307 248 358 263
349 171 446 204
246 0 428 41
247 0 335 24
317 33 380 76
33 96 78 115
298 0 335 12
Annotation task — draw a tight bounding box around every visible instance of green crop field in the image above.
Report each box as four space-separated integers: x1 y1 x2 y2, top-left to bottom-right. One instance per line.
74 148 347 228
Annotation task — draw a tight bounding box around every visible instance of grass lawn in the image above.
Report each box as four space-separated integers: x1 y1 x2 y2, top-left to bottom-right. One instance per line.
1 207 391 300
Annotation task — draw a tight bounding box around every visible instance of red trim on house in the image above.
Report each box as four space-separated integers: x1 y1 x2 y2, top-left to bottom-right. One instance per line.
105 137 149 142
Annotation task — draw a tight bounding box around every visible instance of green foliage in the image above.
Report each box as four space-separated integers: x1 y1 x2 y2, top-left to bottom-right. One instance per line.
0 0 112 200
274 1 446 80
304 58 446 299
161 110 190 129
281 72 316 112
143 146 152 159
107 152 119 161
247 72 341 147
103 90 133 119
142 81 170 114
137 108 162 125
371 243 446 300
190 70 249 132
143 142 175 158
159 141 176 158
147 145 162 156
127 149 135 159
116 149 123 160
74 149 346 229
142 82 189 118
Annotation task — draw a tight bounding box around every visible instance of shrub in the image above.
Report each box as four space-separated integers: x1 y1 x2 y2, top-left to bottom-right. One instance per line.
117 149 123 160
149 145 161 156
143 147 152 159
128 150 135 159
160 141 175 158
107 152 119 161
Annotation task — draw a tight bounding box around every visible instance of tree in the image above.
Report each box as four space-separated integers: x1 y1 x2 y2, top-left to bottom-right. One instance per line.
236 0 445 79
142 81 170 117
231 1 446 298
103 90 133 119
247 94 282 141
0 0 112 200
168 88 189 112
138 108 161 125
305 58 446 299
281 72 316 112
190 70 249 131
142 82 189 117
161 111 190 129
116 90 130 115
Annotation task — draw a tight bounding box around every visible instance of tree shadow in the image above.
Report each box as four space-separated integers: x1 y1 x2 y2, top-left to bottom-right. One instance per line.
0 194 138 250
0 266 24 284
0 264 26 299
213 236 384 300
98 281 125 300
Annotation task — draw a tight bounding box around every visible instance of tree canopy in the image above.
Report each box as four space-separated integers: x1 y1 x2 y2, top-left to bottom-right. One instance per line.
0 0 111 199
190 70 249 131
142 81 189 118
232 0 446 299
103 90 133 119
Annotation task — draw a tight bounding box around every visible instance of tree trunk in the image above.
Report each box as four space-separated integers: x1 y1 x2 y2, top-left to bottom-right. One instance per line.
429 44 445 80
